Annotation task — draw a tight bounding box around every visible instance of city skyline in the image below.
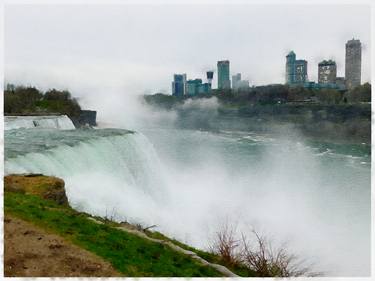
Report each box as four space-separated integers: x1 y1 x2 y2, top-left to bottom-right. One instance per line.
4 4 371 107
171 36 362 96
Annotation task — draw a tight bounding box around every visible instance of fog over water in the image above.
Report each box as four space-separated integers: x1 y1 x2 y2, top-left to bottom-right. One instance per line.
106 96 371 277
5 96 371 276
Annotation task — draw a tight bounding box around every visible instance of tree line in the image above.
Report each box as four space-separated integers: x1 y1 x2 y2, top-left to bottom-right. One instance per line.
4 85 81 119
213 83 371 105
145 83 371 108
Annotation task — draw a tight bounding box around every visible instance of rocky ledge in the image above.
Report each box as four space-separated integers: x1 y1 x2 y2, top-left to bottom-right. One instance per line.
4 174 68 205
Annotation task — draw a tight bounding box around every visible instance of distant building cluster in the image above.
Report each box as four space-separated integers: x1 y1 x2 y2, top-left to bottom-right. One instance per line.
172 60 250 97
172 73 212 97
285 38 362 90
172 38 363 96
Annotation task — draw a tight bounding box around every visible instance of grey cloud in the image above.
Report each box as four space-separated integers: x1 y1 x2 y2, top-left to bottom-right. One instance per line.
4 4 371 98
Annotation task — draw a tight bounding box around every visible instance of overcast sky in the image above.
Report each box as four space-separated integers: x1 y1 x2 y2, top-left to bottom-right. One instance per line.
4 4 371 103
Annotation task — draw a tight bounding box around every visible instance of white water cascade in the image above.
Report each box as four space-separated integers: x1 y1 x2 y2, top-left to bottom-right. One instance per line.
5 115 76 130
5 132 168 225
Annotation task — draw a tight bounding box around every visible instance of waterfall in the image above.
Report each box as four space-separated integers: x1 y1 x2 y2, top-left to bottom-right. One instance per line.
5 115 76 130
5 131 167 225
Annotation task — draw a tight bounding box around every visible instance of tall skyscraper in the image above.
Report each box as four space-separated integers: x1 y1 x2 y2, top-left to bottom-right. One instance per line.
285 51 296 84
172 74 187 96
318 60 337 84
285 51 308 85
217 60 231 90
345 39 361 89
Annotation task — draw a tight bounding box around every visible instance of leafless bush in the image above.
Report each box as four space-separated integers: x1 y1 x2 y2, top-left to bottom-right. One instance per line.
240 229 316 277
104 207 118 222
209 222 241 266
211 224 319 277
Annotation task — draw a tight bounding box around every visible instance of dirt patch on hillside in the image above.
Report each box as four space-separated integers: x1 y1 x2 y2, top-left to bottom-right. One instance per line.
4 215 122 277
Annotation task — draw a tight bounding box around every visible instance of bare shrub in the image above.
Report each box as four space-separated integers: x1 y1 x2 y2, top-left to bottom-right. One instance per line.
104 207 118 222
240 229 315 277
209 222 240 266
211 224 318 277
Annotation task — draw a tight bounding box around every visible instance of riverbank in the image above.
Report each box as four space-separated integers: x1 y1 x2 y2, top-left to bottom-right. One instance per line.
4 174 251 277
144 94 371 144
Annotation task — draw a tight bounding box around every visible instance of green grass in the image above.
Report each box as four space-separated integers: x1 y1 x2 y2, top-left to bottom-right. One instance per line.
146 230 256 277
4 191 223 277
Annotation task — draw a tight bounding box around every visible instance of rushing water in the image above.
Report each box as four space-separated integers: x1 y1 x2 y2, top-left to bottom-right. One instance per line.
5 115 75 130
4 125 370 277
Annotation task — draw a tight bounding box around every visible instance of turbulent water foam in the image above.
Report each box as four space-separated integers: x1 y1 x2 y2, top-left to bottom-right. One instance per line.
5 115 75 130
4 128 371 277
5 130 168 224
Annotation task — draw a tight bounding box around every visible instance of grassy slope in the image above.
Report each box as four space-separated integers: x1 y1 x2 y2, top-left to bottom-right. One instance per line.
146 230 256 277
4 191 222 277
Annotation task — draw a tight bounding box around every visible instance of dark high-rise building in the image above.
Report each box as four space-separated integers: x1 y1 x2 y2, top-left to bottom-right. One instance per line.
345 39 361 89
172 74 186 96
285 51 296 84
285 51 308 85
318 60 337 84
217 60 231 90
206 71 214 87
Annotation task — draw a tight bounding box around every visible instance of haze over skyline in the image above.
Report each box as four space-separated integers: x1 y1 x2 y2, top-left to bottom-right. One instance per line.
5 4 371 106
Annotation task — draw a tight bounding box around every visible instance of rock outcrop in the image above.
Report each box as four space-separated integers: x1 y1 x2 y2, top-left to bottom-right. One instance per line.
4 174 68 205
